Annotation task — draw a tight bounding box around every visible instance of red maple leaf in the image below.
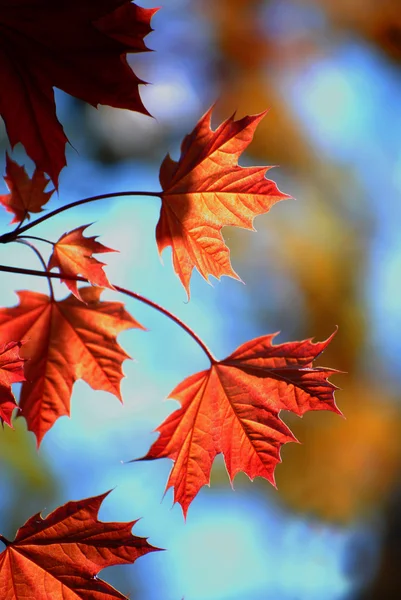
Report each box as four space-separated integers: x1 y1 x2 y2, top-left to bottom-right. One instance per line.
0 491 159 600
0 155 54 224
49 225 116 301
0 287 144 444
0 340 25 427
157 107 291 296
0 1 156 184
141 331 341 516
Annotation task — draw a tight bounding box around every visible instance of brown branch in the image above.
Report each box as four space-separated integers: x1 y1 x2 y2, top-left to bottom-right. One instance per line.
0 264 217 364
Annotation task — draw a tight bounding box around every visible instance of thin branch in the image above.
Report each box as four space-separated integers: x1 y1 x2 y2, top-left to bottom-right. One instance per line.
19 235 55 246
0 265 217 363
0 534 10 547
14 240 54 299
14 215 27 232
0 190 161 243
114 285 217 363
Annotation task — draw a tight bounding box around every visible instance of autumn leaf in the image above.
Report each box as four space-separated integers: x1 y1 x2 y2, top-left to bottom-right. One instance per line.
0 1 156 184
141 331 340 516
0 155 54 224
49 225 116 301
0 491 159 600
0 341 25 427
0 287 144 444
157 107 291 296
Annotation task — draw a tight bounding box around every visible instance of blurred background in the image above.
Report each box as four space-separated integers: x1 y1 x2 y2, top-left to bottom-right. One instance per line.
0 0 401 598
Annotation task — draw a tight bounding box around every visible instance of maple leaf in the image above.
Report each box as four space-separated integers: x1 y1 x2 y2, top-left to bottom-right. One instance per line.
0 155 54 224
141 331 341 516
156 107 291 296
49 224 116 301
0 341 25 427
0 287 144 444
0 491 159 600
0 1 156 184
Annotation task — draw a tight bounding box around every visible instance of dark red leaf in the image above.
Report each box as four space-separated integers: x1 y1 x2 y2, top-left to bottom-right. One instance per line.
0 1 156 184
0 491 159 599
0 155 54 224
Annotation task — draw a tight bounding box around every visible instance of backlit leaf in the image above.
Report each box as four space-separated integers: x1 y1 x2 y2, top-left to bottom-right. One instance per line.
141 331 340 516
49 225 116 301
0 341 25 427
0 287 143 444
157 107 291 295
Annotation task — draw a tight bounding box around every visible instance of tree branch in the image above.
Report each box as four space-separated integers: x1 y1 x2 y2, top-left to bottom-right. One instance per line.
0 264 217 364
0 191 161 243
0 534 10 547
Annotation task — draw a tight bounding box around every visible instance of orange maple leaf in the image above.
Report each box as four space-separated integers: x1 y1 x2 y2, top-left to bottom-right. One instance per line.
0 287 143 444
157 107 291 296
0 491 159 600
49 225 116 301
0 155 54 224
141 332 340 516
0 341 25 427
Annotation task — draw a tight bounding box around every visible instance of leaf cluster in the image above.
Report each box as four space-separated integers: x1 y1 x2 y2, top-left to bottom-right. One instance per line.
0 2 341 598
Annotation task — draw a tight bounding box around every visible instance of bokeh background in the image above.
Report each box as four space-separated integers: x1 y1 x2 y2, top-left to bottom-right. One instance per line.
0 0 401 598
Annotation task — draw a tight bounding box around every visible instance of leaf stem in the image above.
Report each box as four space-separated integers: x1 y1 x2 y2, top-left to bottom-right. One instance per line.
14 240 54 300
19 235 55 246
0 191 161 243
0 534 10 547
114 285 217 363
0 265 216 364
